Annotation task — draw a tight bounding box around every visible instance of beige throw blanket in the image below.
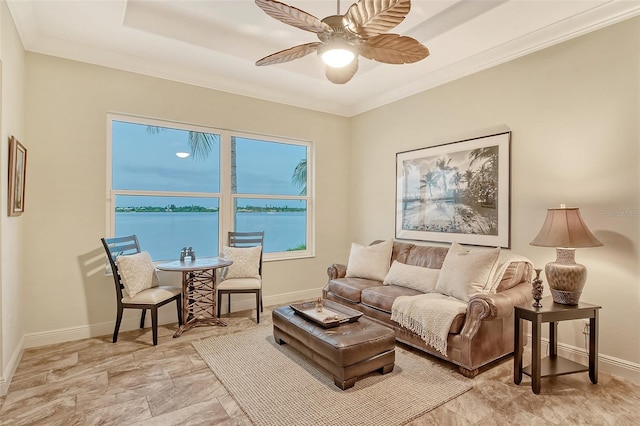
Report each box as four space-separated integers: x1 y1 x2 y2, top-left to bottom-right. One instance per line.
391 293 467 356
391 251 533 356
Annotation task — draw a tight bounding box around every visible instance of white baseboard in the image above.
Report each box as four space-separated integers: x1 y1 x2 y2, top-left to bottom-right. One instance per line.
22 288 324 349
9 292 638 395
525 334 640 385
219 288 322 316
1 336 25 396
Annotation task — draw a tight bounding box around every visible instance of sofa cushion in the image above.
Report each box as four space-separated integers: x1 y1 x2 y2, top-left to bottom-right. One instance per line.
389 241 415 263
360 286 466 334
383 260 440 293
325 278 381 303
496 261 529 292
435 242 500 302
404 245 449 269
361 285 421 313
345 239 393 281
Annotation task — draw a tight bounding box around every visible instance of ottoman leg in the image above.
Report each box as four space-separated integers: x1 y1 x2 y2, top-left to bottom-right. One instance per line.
379 363 394 375
334 376 357 390
273 327 286 345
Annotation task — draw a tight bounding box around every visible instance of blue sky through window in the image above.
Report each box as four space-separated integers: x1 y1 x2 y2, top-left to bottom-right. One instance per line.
112 121 220 195
112 121 307 207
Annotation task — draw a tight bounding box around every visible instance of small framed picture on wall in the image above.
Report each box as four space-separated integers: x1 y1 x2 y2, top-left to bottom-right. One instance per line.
8 136 27 217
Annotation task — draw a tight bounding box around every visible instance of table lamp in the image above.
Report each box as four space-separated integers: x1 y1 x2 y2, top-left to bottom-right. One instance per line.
530 206 602 305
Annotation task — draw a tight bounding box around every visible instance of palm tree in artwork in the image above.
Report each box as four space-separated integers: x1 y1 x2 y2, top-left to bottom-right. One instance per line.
420 171 438 198
435 157 455 196
469 147 498 170
468 146 499 207
451 171 464 200
464 169 474 186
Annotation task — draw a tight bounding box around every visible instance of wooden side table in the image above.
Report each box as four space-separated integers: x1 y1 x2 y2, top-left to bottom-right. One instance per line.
514 296 601 394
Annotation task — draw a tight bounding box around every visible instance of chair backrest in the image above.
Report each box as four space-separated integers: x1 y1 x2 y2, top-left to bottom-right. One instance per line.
101 235 142 301
228 231 264 275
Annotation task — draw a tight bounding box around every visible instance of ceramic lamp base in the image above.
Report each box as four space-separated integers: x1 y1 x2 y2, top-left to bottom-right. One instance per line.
549 288 582 305
545 248 586 306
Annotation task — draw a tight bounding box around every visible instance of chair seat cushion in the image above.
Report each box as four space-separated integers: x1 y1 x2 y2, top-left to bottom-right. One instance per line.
217 277 261 290
122 286 181 304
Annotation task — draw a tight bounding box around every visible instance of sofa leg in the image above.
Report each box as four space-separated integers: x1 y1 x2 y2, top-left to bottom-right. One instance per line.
458 366 479 378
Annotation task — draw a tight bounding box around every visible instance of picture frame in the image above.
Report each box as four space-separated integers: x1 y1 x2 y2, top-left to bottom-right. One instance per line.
8 136 27 217
396 132 511 248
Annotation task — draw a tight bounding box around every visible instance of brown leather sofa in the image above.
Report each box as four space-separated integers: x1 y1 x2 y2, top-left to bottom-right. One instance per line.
323 241 533 377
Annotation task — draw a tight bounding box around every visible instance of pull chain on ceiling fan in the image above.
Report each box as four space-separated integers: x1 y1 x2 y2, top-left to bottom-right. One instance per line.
255 0 430 84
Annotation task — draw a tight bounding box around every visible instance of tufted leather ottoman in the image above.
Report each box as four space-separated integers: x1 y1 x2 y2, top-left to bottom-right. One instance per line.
272 300 396 389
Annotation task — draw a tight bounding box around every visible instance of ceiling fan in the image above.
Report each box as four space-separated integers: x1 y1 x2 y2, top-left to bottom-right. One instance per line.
255 0 430 84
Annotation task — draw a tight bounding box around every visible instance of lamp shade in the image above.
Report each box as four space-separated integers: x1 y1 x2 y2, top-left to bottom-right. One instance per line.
530 207 602 248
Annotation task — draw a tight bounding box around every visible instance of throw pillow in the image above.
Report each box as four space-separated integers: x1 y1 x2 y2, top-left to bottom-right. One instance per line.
435 242 500 302
383 260 440 293
222 245 262 279
116 251 160 298
345 239 393 281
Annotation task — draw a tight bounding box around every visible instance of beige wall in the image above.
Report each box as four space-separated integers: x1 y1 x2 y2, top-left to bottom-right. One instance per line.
0 0 26 394
22 53 351 342
350 18 640 369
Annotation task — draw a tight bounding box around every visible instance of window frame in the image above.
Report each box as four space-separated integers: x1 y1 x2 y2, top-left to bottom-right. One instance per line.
106 113 314 261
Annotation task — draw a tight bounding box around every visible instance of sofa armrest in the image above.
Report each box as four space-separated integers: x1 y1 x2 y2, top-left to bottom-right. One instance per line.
468 281 533 321
327 263 347 280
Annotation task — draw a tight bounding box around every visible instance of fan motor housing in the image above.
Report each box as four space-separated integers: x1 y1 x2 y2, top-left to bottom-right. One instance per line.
319 15 359 42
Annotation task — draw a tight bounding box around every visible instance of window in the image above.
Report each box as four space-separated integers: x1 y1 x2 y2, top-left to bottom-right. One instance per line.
108 115 312 261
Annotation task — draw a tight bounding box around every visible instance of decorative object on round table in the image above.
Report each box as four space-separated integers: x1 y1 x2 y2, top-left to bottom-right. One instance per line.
531 268 544 308
529 206 602 305
180 246 196 262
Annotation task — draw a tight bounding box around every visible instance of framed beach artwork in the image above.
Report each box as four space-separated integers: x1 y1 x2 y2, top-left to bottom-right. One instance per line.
8 136 27 217
395 132 511 248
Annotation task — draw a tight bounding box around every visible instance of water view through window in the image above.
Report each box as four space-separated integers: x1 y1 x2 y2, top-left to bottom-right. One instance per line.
110 119 310 261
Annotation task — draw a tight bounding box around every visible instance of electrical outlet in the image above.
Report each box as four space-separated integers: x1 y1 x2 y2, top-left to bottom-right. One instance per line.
583 320 590 335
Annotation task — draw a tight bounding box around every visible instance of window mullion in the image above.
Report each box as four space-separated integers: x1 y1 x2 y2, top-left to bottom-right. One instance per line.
220 132 233 248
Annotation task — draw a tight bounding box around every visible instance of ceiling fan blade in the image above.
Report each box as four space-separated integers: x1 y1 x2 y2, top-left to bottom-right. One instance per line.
345 0 411 39
256 42 321 66
360 34 429 64
255 0 333 34
325 58 360 84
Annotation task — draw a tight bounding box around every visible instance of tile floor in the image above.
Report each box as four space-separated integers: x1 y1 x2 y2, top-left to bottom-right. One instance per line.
1 305 639 425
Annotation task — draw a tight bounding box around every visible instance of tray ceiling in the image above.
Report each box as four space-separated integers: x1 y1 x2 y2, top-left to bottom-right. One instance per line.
7 0 640 116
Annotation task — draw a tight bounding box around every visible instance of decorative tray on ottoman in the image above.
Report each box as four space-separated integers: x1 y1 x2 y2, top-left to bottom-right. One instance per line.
290 300 363 328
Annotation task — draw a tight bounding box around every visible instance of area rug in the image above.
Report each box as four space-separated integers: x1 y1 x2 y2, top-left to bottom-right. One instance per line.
193 326 472 426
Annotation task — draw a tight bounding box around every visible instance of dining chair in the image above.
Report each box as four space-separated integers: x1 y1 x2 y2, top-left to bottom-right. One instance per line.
217 231 264 323
101 235 182 345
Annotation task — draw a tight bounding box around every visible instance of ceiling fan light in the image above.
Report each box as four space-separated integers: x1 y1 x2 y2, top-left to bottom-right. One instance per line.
318 38 355 68
321 48 355 68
